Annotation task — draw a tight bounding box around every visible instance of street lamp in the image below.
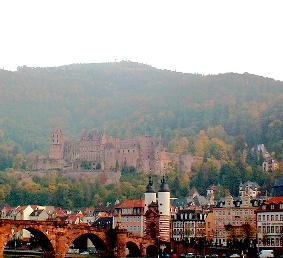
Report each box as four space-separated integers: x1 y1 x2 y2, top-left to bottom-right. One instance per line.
204 235 206 257
158 236 160 258
11 228 17 250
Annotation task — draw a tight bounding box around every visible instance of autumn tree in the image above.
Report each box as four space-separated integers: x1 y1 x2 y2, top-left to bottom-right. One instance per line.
169 136 189 155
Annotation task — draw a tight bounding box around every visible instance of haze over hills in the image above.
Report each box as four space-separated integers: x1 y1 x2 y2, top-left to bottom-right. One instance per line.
0 61 282 156
0 61 282 208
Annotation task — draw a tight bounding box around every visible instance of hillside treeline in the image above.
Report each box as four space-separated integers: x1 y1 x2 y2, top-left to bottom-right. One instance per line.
0 160 279 209
0 61 282 208
0 61 282 154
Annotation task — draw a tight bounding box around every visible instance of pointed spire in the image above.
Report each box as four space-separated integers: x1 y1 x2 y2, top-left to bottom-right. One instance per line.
146 176 155 193
159 175 170 192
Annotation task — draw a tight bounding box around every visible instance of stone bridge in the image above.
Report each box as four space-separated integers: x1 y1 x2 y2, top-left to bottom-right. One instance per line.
0 219 157 257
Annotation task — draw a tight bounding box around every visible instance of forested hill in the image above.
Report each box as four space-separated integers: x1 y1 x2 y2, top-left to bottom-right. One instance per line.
0 61 282 155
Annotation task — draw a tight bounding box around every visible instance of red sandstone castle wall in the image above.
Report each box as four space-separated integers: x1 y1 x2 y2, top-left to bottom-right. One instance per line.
38 129 200 174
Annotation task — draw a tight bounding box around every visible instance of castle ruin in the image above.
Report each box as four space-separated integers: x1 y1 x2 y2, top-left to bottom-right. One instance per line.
33 128 199 175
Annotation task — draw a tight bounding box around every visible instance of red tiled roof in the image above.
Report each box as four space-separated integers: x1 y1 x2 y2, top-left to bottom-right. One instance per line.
115 199 144 209
54 208 67 217
15 205 30 213
265 196 283 204
84 208 94 215
67 213 84 221
97 211 111 218
31 205 38 210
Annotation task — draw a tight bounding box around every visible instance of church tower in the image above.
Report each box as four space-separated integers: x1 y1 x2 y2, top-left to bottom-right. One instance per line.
49 128 64 160
158 175 171 241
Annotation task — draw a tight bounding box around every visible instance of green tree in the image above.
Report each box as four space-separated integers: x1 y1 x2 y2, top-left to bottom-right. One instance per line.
219 162 241 196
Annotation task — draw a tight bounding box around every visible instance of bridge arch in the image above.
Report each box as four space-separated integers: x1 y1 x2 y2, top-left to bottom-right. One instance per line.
67 232 109 255
22 226 54 253
146 244 158 257
1 224 55 256
126 241 141 257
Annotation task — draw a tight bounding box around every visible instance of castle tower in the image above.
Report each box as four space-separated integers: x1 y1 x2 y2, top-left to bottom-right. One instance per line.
144 176 156 213
49 128 64 160
158 175 170 241
101 130 107 145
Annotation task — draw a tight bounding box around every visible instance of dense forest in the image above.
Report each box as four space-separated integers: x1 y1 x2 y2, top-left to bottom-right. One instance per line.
0 61 282 208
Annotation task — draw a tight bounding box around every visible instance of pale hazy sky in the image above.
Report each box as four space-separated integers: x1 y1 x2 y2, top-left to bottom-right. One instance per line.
1 0 283 80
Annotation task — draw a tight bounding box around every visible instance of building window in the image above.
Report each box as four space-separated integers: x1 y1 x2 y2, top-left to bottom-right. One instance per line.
270 238 274 246
271 226 274 233
271 204 274 209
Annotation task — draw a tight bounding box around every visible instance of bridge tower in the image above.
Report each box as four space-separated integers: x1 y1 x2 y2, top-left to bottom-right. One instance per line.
144 176 156 213
158 175 170 242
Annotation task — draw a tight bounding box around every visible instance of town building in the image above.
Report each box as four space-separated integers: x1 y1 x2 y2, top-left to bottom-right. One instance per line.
257 144 280 173
256 196 283 249
256 177 283 252
212 183 262 247
239 181 260 199
171 209 207 242
113 199 145 237
263 158 280 173
29 209 49 221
